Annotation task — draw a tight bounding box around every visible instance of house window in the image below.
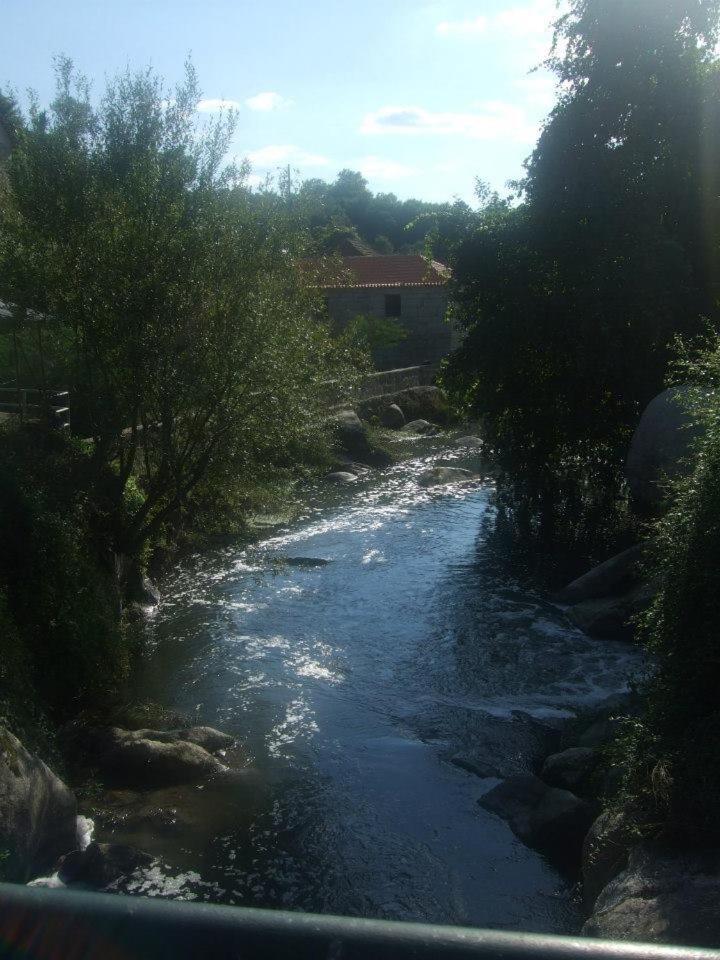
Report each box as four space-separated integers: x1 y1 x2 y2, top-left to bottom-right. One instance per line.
384 294 402 318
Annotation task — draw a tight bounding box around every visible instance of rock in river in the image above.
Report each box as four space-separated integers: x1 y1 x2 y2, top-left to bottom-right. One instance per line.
418 466 476 487
325 471 358 484
68 726 231 788
583 842 720 948
0 726 78 882
402 419 438 435
541 746 600 798
379 403 405 429
58 841 154 889
479 774 593 872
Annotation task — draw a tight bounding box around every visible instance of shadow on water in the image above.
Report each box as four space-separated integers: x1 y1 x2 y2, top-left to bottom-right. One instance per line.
99 434 643 932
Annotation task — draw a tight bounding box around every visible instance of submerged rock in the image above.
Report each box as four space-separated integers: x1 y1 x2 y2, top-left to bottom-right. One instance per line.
0 726 78 882
275 556 331 568
58 841 153 889
325 471 358 484
418 466 476 487
583 842 720 947
478 774 593 872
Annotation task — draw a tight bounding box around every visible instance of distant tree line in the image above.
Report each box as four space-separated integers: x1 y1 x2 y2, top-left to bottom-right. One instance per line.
246 166 478 263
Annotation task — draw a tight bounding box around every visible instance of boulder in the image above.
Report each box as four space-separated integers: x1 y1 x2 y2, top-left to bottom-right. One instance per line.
402 419 438 435
567 580 655 640
582 808 637 911
176 726 234 753
541 747 600 797
67 726 229 788
379 404 405 429
478 774 593 872
325 471 358 484
626 386 701 514
554 545 644 605
583 842 720 947
418 466 476 487
329 409 392 467
0 726 78 882
58 841 153 889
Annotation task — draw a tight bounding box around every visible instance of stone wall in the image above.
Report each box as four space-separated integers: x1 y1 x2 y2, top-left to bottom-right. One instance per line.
326 286 455 369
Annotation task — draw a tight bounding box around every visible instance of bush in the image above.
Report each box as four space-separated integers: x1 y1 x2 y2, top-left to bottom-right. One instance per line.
0 425 131 720
620 334 720 840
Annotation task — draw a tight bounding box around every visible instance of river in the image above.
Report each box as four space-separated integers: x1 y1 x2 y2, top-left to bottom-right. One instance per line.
103 432 642 933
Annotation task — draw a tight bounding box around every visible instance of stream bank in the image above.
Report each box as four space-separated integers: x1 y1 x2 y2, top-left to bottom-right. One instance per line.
34 428 641 934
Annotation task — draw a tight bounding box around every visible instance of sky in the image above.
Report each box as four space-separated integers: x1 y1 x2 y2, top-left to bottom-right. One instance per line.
1 0 561 205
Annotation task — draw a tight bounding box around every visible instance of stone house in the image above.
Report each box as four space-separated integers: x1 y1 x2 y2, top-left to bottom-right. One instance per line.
322 255 456 370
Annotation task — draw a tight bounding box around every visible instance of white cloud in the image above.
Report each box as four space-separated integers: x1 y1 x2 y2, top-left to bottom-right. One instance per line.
245 91 292 112
357 156 417 180
436 15 487 36
196 98 241 113
360 102 538 143
436 0 557 39
514 70 557 109
246 144 330 168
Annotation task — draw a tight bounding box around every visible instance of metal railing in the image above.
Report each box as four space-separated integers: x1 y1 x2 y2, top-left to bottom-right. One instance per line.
0 884 718 960
0 386 70 430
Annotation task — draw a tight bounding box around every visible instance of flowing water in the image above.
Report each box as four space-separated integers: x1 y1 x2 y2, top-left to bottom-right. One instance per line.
102 434 642 932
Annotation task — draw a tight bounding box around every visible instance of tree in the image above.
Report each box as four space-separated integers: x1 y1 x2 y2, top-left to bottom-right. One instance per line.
445 0 720 547
0 59 354 567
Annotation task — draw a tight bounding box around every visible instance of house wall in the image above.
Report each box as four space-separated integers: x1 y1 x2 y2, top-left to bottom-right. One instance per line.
325 285 454 369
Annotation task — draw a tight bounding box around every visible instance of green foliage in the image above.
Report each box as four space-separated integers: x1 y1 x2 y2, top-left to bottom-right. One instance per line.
0 59 356 562
273 170 475 260
620 335 720 840
344 313 408 356
445 0 720 546
0 425 131 719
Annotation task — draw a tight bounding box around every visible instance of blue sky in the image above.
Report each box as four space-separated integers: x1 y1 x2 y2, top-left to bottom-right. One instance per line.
2 0 560 204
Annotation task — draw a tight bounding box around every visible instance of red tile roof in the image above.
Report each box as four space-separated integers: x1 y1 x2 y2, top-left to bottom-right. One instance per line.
323 255 450 289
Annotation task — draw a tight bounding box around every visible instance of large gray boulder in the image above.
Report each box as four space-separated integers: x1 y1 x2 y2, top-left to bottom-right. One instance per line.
567 580 655 640
329 409 391 466
0 726 78 881
582 808 637 911
478 774 593 872
583 842 720 947
67 726 230 788
554 545 644 605
626 387 701 514
402 419 438 435
379 403 405 429
541 747 600 798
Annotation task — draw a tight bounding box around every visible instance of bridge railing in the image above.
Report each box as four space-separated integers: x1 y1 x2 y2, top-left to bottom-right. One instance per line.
0 386 70 430
353 363 437 401
0 883 718 960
